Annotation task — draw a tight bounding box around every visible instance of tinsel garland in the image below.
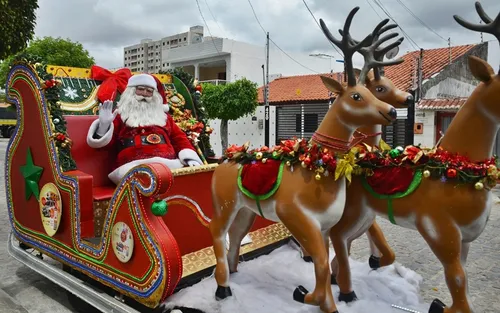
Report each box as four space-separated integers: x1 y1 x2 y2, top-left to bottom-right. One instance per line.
10 53 77 172
222 138 500 190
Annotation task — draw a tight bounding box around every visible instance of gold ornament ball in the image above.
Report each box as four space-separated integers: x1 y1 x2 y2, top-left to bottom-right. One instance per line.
255 152 263 160
474 182 484 190
301 161 307 168
315 174 321 180
61 142 67 148
317 167 325 173
286 161 291 166
262 158 267 163
423 170 431 178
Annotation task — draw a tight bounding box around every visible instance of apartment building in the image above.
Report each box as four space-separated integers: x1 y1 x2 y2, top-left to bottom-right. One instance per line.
123 26 204 73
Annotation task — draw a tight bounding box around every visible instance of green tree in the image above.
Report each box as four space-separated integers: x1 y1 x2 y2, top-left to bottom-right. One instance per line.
0 0 39 60
0 36 95 87
201 78 259 152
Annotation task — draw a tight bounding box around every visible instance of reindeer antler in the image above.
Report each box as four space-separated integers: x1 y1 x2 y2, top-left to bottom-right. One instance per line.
340 21 405 82
454 2 500 47
319 7 374 87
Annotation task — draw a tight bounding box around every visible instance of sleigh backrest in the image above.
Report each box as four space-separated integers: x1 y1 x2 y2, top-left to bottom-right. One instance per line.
65 115 117 187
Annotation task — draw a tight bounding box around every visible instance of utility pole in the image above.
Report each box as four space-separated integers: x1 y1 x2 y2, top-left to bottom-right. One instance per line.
264 32 270 147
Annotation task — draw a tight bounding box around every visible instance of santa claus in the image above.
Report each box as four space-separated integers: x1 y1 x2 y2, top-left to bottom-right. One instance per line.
86 73 203 184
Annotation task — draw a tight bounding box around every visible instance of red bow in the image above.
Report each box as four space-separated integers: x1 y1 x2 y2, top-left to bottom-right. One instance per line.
90 65 132 103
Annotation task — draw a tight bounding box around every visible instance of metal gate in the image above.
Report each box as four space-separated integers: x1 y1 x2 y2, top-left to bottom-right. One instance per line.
275 103 330 144
382 107 413 148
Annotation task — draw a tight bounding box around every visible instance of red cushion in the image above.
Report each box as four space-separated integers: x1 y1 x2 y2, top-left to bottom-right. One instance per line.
93 186 116 201
64 115 117 188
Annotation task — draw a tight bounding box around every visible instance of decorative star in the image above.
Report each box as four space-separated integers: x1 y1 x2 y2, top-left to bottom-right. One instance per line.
20 147 44 200
63 86 78 100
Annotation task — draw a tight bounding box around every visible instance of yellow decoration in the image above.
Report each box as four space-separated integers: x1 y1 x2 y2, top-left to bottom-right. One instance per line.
39 183 62 237
301 161 307 168
317 167 325 173
286 161 291 166
475 182 484 190
262 158 267 163
335 147 359 184
423 170 431 178
315 174 321 180
378 139 392 152
255 152 263 160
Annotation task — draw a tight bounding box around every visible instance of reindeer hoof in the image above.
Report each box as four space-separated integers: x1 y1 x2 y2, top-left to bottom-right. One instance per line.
302 256 313 263
338 291 358 303
369 255 381 269
293 285 309 303
429 299 446 313
331 274 337 285
215 285 232 300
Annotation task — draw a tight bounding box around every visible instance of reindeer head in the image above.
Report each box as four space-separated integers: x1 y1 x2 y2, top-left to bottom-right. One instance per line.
319 7 397 128
347 21 414 108
454 2 500 118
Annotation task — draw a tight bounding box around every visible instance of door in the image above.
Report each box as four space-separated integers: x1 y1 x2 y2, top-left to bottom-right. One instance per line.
436 112 456 144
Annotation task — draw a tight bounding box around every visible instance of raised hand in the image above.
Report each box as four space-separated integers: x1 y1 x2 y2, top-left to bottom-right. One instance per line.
187 160 201 167
96 100 117 136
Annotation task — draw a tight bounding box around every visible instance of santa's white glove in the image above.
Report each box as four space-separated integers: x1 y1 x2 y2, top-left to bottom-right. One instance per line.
96 100 117 136
186 160 202 167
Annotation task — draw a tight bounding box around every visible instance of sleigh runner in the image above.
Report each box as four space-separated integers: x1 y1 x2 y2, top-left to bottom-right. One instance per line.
5 59 292 312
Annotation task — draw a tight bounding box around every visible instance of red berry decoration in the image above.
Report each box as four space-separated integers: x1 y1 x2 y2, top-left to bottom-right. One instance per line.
446 168 457 179
195 85 202 92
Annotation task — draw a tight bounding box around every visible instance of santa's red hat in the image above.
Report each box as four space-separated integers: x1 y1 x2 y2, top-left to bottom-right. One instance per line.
127 73 167 105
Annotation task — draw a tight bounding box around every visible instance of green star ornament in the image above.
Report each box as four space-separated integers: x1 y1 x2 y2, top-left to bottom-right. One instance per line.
20 147 44 200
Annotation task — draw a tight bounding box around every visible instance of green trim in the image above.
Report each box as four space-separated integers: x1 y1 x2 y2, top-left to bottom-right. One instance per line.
237 161 285 218
361 169 423 225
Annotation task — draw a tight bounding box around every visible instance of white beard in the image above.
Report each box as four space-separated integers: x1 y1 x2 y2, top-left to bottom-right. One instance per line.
116 87 167 127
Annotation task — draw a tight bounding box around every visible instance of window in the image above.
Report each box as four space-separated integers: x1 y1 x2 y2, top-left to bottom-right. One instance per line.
295 113 318 132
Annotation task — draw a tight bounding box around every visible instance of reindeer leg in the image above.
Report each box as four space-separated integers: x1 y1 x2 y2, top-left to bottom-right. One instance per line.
366 221 395 269
209 201 242 301
227 208 257 273
331 235 358 303
278 209 338 313
416 215 473 313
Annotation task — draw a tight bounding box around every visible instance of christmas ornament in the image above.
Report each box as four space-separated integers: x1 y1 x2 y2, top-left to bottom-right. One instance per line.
151 199 168 216
475 182 484 190
446 168 457 179
53 118 60 124
423 170 431 178
389 149 400 158
262 158 267 163
315 173 321 180
255 152 263 160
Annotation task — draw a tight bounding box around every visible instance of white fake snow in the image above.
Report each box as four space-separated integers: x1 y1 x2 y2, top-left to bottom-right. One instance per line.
160 241 430 313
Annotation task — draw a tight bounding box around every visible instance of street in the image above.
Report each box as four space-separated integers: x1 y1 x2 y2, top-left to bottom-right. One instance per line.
0 137 499 313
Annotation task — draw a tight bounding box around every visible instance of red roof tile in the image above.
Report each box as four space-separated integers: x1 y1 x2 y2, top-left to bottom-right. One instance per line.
417 98 467 110
258 44 477 104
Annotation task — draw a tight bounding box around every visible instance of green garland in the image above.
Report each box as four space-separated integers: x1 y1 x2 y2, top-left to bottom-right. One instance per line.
10 53 77 172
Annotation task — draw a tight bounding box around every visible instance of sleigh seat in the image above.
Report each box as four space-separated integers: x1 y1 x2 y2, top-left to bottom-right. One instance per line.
64 115 207 238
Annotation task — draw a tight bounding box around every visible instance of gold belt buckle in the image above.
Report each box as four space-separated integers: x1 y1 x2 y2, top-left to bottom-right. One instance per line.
146 134 162 144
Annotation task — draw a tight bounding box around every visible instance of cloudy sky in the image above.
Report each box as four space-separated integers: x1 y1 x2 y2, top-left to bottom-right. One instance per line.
33 0 499 71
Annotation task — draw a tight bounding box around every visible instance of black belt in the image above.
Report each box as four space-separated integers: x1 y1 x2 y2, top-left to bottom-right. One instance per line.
119 134 166 150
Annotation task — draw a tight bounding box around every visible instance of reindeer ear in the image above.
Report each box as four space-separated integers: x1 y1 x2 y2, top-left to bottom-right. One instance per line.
469 55 494 83
366 70 375 82
320 76 345 94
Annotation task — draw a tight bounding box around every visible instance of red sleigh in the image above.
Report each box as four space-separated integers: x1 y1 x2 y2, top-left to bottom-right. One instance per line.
5 61 291 312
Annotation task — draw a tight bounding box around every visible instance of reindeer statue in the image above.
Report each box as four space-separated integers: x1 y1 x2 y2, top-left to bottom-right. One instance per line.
326 2 500 313
300 22 413 277
208 7 403 313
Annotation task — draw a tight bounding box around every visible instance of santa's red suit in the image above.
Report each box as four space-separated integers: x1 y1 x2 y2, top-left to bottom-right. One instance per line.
86 72 203 184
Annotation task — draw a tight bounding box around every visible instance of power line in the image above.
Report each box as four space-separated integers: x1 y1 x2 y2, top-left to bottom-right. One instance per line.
301 0 343 58
370 0 421 50
195 0 232 77
204 0 224 35
246 0 319 73
394 0 448 42
365 0 383 20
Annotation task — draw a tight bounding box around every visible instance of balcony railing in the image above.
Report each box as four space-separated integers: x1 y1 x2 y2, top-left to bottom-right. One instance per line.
199 79 229 86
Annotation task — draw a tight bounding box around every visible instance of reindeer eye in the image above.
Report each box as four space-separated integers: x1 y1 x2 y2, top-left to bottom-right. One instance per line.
351 93 362 101
375 86 386 93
